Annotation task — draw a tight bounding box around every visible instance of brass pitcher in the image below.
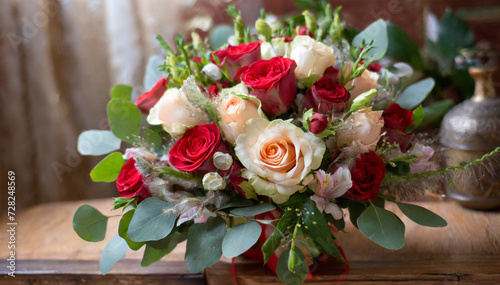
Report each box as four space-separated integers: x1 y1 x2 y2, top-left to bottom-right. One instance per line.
440 50 500 210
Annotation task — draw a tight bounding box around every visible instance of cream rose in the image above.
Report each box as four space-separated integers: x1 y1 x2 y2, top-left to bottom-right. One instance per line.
235 118 325 203
345 69 380 100
289 35 336 82
218 84 265 144
147 88 209 138
261 37 291 60
337 107 384 151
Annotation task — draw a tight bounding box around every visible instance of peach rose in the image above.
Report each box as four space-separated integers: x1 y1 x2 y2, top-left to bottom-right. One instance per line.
218 84 265 144
345 69 379 100
235 118 325 203
147 88 209 138
337 107 384 151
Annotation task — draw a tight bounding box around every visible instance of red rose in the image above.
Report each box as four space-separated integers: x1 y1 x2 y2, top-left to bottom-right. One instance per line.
345 151 386 201
382 103 415 151
213 41 261 80
116 158 150 202
239 56 297 115
169 123 224 173
135 77 168 114
304 77 350 115
382 103 414 132
324 66 340 82
310 113 328 134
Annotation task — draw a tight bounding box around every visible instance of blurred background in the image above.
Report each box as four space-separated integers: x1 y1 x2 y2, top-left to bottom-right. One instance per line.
1 0 499 212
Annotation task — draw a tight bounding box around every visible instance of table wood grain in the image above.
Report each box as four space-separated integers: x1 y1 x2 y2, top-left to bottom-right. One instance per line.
1 199 499 284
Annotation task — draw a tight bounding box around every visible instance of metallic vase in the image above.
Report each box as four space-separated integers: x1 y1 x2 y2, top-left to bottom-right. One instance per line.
440 61 500 210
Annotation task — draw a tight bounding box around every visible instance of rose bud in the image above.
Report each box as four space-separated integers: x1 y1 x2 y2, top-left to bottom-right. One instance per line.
202 172 226 191
213 41 261 81
309 113 328 134
201 63 222 81
116 158 151 203
303 77 350 115
135 77 168 114
240 56 297 115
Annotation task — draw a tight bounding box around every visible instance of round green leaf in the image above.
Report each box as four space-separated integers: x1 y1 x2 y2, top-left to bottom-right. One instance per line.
77 130 121 156
357 205 405 250
395 78 435 110
185 216 226 272
229 203 276 217
118 210 145 251
127 198 176 242
100 234 128 274
142 128 163 150
110 84 133 100
141 244 170 267
397 203 447 227
90 152 125 182
276 248 308 285
73 205 108 242
222 221 261 258
352 19 388 61
108 98 142 142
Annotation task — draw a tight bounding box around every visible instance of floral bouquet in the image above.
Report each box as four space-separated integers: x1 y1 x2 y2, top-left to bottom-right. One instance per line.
73 4 498 284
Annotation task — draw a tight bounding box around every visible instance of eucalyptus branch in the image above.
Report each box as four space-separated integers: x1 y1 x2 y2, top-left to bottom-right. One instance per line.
384 147 500 183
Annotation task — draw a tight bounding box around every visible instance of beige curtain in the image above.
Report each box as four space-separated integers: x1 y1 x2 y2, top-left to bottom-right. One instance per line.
0 0 262 212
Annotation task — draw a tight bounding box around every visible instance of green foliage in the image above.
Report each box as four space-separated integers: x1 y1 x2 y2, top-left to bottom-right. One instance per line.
118 210 145 250
127 198 177 242
217 199 254 211
406 105 424 132
386 22 423 70
276 248 308 285
397 203 447 227
77 130 121 156
222 221 262 258
157 166 200 181
325 214 345 231
107 98 142 142
110 84 133 100
395 78 435 110
261 207 298 263
357 205 405 250
90 152 125 182
144 55 167 91
420 99 454 127
73 205 108 242
141 244 171 267
229 203 276 217
100 235 128 274
436 12 474 60
141 128 163 150
185 216 226 272
352 19 388 61
111 197 136 211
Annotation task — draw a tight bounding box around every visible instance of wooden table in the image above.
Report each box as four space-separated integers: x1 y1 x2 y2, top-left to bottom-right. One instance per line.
1 199 499 284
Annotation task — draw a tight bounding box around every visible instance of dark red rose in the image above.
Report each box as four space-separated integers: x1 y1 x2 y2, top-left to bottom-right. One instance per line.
169 123 224 173
304 77 350 115
324 66 340 82
344 151 386 201
382 103 415 151
116 158 150 202
213 41 261 80
135 77 168 114
367 63 382 72
239 56 297 115
310 113 328 134
382 103 414 132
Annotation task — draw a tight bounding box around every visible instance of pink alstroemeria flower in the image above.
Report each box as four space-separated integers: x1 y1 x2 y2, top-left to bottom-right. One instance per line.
309 168 352 219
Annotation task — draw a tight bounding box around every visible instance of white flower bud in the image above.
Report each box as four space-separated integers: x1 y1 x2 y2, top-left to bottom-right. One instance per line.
202 172 226 191
213 152 233 170
201 63 222 81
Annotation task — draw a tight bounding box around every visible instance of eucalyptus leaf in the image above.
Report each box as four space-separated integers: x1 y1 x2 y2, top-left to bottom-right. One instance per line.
127 198 176 242
100 234 128 274
110 84 133 100
144 55 167 91
222 221 262 258
108 98 142 142
73 205 108 242
352 19 388 61
209 25 234 50
142 128 163 150
276 248 308 285
230 203 276 217
90 152 125 182
386 22 423 70
185 216 226 272
395 78 435 110
420 99 454 127
118 210 145 250
141 244 170 267
77 130 121 156
217 199 254 211
357 205 405 250
397 203 447 227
